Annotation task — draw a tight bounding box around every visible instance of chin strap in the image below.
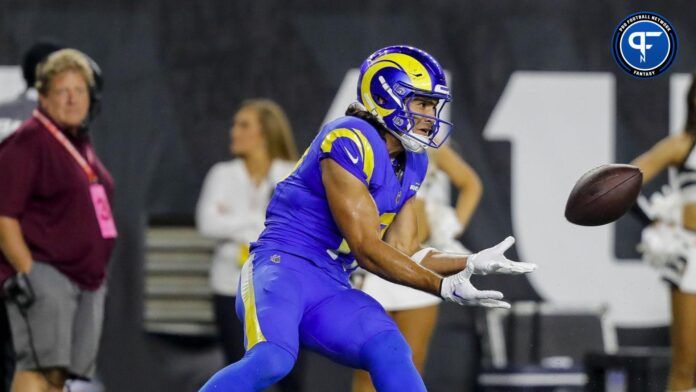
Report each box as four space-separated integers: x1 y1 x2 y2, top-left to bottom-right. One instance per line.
386 128 426 153
352 99 429 152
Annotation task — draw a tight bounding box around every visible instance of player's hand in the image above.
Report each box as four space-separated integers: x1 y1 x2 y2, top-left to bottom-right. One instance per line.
468 236 537 275
440 262 510 308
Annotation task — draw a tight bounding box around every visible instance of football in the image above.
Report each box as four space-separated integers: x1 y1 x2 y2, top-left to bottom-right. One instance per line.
564 164 643 226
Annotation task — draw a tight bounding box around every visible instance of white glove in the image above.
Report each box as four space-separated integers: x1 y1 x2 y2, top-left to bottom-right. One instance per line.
440 260 510 308
439 236 537 309
467 236 537 275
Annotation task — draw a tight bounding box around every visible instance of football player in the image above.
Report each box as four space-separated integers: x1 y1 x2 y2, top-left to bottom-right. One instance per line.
200 45 536 392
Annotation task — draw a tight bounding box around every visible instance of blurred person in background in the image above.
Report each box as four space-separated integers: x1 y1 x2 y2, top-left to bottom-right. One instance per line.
353 143 482 391
196 99 300 389
0 40 64 144
0 39 64 392
0 48 114 392
632 74 696 392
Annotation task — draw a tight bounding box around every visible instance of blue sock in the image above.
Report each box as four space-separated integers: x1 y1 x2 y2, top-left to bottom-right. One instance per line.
199 342 295 392
359 330 426 392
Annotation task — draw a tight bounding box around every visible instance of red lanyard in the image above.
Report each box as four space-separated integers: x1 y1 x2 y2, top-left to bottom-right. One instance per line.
33 109 98 183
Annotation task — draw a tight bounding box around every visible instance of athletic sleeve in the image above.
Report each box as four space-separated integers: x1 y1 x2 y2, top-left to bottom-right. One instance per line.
318 128 374 186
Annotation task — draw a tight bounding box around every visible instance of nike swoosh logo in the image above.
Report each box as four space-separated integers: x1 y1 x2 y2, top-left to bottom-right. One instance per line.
344 147 360 164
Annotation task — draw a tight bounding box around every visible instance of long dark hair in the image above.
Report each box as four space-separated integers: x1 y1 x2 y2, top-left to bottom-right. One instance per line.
686 72 696 136
345 104 389 138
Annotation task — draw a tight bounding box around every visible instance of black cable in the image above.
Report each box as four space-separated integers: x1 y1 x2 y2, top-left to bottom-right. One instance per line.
16 306 70 392
5 272 71 392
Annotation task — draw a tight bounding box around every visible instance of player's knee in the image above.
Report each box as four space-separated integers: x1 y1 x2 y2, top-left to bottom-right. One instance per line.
252 342 295 382
199 342 295 391
360 330 424 391
360 330 412 367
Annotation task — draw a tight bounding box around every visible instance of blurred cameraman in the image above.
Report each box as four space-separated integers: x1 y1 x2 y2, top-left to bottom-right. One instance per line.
0 41 64 144
0 48 114 392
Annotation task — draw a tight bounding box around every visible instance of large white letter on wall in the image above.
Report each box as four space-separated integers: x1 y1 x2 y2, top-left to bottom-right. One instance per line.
484 72 668 327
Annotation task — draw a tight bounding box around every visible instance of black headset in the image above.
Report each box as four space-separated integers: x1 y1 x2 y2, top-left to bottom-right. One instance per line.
83 54 103 123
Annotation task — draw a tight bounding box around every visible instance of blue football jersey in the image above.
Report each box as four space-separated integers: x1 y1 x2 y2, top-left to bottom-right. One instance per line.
251 116 428 285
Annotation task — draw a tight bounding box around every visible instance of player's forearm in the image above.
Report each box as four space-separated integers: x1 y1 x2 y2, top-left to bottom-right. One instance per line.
420 250 468 276
0 216 33 273
356 239 442 296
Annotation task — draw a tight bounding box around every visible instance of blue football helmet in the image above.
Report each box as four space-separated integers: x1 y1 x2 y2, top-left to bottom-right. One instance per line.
357 45 452 152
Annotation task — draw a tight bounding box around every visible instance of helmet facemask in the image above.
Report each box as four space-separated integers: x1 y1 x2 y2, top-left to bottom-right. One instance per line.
364 80 452 153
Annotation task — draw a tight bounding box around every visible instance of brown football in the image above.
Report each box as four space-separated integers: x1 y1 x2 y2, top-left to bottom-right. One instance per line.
564 164 643 226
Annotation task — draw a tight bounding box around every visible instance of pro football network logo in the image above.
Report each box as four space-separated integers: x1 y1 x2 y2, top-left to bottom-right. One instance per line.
611 12 677 78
